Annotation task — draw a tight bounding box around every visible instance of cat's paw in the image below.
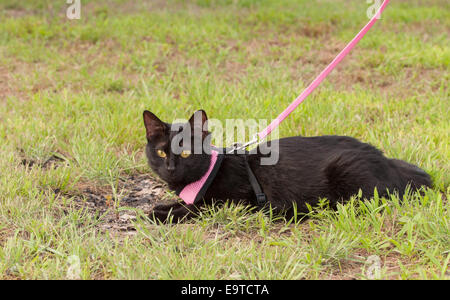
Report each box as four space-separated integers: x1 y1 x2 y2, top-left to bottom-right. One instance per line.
149 203 175 223
149 202 192 224
149 208 171 223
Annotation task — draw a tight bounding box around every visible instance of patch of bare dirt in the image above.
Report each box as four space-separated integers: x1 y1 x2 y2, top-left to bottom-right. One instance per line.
323 247 426 280
20 154 66 169
1 8 30 18
264 37 447 97
68 174 177 235
0 59 46 101
0 65 17 101
0 226 14 248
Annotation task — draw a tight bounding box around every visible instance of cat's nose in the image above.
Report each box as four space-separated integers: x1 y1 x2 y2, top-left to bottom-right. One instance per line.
167 157 176 173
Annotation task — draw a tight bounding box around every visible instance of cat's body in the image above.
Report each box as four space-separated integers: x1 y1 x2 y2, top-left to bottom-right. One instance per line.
143 110 432 222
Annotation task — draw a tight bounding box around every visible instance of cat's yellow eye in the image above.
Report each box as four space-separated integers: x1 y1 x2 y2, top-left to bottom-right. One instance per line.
180 150 191 158
156 149 167 158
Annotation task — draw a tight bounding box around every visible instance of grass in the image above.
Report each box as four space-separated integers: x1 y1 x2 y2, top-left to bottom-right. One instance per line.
0 0 449 279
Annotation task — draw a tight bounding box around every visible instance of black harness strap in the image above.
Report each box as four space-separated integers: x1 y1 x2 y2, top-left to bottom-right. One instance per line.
243 155 267 208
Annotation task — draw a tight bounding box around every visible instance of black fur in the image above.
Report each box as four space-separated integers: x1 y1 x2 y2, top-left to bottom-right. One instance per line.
143 110 432 223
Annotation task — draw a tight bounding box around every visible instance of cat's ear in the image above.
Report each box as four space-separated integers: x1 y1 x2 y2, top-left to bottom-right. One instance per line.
188 110 209 139
143 110 165 140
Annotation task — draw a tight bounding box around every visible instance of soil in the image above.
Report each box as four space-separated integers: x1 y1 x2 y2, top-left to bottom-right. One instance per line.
67 174 178 235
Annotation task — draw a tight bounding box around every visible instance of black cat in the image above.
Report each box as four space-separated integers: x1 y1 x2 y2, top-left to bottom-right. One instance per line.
143 110 432 222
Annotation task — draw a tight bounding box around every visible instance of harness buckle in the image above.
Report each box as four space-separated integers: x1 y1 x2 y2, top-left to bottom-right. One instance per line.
227 134 260 154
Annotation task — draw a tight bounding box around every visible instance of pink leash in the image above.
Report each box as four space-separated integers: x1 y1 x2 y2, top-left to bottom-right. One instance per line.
255 0 390 141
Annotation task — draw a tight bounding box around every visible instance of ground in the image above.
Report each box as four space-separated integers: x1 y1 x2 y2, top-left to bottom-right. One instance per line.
0 0 448 279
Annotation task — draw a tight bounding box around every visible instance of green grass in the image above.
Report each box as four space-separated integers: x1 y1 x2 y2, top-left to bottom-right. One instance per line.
0 0 448 279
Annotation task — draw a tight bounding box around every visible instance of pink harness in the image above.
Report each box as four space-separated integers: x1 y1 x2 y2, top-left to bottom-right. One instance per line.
177 149 223 205
177 1 390 205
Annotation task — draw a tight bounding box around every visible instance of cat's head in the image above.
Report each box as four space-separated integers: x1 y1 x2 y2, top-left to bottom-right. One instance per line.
143 110 212 185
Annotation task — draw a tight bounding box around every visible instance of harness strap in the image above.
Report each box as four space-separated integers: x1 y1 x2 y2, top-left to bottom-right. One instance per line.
177 148 224 205
243 155 267 208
